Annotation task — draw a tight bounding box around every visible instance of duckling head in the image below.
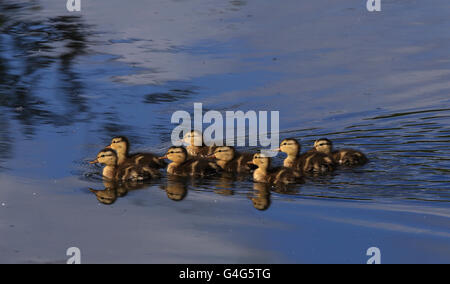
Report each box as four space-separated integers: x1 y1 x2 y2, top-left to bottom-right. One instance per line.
250 152 271 170
183 130 203 147
212 146 236 162
90 149 118 167
108 136 130 157
278 138 301 157
163 147 188 164
314 138 333 154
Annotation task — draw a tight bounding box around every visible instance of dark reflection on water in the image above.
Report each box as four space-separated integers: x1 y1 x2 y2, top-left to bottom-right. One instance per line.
0 2 91 138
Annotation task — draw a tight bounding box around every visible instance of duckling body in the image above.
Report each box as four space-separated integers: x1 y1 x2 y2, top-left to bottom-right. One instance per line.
278 138 335 175
249 153 302 185
107 136 166 169
162 146 220 177
183 130 216 158
313 138 368 167
212 146 254 174
90 149 159 182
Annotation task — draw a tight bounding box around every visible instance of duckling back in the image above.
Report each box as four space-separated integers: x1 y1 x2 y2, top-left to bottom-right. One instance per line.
169 158 220 177
116 159 161 182
333 149 368 167
131 153 167 169
221 152 254 173
266 166 300 185
299 152 336 174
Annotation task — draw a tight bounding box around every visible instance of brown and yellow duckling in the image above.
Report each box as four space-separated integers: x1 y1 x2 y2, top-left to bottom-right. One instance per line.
106 136 166 169
90 148 160 182
209 146 254 174
248 152 303 185
183 130 216 158
313 138 368 167
277 138 335 175
160 146 220 177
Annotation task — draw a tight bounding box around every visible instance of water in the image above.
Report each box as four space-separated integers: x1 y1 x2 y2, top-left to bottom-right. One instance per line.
0 0 449 263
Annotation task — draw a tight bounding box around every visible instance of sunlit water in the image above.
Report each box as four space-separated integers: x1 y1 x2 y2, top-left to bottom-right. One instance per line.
0 0 449 263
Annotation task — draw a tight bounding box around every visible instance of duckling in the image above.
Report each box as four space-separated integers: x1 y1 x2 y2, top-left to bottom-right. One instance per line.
248 152 302 185
107 136 166 169
160 146 220 177
183 130 216 158
313 138 368 167
278 138 335 175
210 146 254 174
90 149 159 182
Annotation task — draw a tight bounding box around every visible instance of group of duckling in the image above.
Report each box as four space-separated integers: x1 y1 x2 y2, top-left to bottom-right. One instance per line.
90 130 368 187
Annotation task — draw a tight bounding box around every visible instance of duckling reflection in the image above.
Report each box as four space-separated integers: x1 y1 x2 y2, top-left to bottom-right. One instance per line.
161 176 189 202
249 183 271 211
214 173 236 196
89 187 118 205
89 180 149 205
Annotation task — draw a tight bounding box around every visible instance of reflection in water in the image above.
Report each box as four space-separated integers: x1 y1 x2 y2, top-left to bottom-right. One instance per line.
89 180 150 205
161 176 189 202
249 183 271 211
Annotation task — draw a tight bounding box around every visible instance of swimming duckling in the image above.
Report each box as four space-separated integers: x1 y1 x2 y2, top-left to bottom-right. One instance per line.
90 149 159 181
278 138 335 175
210 146 254 174
107 136 166 169
183 130 216 158
160 146 220 177
248 153 302 185
313 138 368 167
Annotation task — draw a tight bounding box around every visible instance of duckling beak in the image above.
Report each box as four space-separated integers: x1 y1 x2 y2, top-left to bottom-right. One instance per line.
247 161 255 165
159 156 168 160
105 145 112 149
273 148 281 152
89 159 99 164
207 154 216 159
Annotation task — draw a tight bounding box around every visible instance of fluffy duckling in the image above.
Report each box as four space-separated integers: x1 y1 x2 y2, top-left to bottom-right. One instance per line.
90 149 159 182
183 130 216 158
313 138 368 167
278 138 335 175
210 146 254 174
248 152 302 185
160 146 220 177
107 136 166 169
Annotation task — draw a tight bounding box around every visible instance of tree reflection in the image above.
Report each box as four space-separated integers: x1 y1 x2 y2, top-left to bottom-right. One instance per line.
0 2 91 167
